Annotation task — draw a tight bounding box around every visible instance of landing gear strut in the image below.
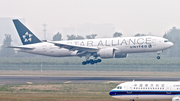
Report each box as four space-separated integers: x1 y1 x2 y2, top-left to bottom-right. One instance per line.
157 51 162 60
82 59 102 65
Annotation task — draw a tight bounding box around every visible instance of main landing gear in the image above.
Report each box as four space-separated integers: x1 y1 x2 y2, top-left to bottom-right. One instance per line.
82 59 102 65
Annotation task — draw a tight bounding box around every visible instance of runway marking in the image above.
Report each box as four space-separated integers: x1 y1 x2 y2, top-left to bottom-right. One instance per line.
63 81 71 84
26 82 33 84
103 81 112 83
103 81 123 84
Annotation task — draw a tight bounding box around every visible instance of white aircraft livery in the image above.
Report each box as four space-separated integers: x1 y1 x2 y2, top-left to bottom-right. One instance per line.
109 81 180 101
10 19 173 65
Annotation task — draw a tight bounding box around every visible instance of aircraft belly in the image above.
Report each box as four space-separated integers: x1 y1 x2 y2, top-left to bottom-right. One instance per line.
53 49 72 57
21 48 73 57
112 95 137 100
44 48 73 57
113 95 174 100
137 95 174 100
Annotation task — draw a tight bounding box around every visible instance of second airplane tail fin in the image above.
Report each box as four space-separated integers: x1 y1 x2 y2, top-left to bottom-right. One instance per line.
13 19 41 45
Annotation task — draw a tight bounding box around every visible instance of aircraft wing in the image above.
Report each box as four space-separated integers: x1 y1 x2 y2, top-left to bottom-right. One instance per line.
6 46 35 50
49 41 100 59
50 41 99 52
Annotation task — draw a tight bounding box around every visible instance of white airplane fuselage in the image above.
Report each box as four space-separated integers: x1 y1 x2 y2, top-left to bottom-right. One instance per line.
18 36 173 57
110 81 180 100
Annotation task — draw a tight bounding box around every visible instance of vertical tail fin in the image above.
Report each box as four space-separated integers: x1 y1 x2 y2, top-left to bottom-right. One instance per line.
13 19 41 45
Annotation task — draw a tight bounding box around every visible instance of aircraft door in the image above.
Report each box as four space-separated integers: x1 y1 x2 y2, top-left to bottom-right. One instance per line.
127 83 132 94
42 45 47 52
152 39 156 46
166 84 171 94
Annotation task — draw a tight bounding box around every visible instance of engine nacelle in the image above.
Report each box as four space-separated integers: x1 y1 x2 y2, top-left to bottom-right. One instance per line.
97 48 115 59
172 96 180 101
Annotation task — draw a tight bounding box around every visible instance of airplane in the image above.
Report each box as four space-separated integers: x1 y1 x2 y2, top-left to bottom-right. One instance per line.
109 81 180 101
9 19 173 65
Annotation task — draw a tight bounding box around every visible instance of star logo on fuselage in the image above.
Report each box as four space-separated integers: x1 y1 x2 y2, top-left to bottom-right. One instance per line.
22 32 32 42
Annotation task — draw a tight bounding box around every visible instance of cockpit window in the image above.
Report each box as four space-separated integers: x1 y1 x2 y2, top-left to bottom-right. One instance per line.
117 86 122 89
164 40 169 42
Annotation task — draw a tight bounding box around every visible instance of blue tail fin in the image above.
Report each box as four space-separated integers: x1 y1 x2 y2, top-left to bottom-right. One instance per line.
13 19 41 45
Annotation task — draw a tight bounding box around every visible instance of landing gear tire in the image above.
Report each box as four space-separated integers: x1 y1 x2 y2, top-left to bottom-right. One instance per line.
82 59 102 65
97 59 102 62
94 60 98 63
90 59 94 65
86 60 90 64
82 61 86 65
157 56 160 59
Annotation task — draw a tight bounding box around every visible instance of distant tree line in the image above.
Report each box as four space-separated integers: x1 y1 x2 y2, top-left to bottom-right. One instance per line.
163 27 180 57
0 34 15 57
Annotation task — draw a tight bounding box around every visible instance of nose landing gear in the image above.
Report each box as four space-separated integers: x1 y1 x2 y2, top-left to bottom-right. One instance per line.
157 51 162 60
157 56 160 59
82 59 102 65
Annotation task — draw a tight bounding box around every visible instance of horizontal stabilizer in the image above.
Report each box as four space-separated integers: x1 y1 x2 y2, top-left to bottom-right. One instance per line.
6 46 35 50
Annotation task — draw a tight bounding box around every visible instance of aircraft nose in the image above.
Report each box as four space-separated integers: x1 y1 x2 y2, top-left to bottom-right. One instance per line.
167 42 173 48
170 42 174 47
109 90 116 96
165 41 173 49
109 90 119 99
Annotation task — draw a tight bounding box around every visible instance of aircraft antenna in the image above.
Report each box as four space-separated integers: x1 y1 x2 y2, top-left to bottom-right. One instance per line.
43 23 47 40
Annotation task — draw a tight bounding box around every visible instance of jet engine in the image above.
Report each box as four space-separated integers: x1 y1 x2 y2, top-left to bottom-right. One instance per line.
172 96 180 101
97 48 115 58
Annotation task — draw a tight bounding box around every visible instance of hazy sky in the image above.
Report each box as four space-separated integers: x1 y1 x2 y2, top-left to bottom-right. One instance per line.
0 0 180 38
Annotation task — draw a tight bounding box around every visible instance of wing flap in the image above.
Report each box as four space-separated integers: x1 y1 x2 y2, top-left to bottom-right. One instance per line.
51 42 99 52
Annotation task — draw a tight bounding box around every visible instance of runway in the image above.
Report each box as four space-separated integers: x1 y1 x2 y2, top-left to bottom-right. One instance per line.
0 76 180 85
